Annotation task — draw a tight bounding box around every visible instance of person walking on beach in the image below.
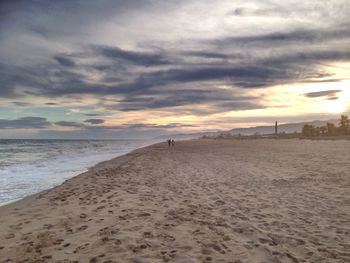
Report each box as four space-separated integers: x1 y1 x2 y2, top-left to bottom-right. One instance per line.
167 139 171 147
171 139 175 147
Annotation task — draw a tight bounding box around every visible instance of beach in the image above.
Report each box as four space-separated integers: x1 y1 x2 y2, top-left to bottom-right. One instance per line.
0 139 151 206
0 139 349 263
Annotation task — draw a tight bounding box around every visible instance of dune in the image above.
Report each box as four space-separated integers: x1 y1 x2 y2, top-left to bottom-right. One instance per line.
0 139 349 263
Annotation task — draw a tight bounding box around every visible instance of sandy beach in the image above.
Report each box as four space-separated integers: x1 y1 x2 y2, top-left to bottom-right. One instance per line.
0 139 349 263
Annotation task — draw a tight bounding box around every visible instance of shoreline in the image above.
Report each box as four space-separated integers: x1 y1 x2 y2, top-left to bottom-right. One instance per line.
0 198 21 208
0 139 349 262
0 141 160 209
0 140 157 208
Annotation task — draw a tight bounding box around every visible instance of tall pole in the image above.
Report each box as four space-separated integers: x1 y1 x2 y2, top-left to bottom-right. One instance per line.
275 121 278 135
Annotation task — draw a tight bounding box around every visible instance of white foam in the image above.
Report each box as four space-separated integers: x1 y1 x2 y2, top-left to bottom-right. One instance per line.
0 140 154 205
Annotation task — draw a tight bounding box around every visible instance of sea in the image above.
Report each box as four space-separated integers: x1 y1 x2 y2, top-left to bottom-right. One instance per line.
0 139 154 206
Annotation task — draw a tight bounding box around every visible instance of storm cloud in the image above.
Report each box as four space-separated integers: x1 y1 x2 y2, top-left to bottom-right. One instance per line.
0 117 51 129
54 121 84 128
97 46 169 66
0 0 349 138
84 119 105 125
0 117 186 132
304 90 342 100
54 55 76 67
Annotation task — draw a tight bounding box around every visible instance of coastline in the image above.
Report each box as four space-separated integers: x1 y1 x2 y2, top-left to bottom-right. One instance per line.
1 139 349 262
0 142 158 213
0 199 21 208
0 143 158 212
0 140 156 207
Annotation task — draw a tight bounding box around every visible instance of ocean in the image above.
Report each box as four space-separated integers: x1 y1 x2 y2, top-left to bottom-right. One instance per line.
0 139 153 205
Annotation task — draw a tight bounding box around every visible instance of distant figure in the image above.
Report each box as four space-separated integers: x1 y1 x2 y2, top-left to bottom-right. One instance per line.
167 139 171 147
171 139 175 146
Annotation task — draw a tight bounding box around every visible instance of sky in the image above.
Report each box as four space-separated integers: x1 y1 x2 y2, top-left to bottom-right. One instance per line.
0 0 349 139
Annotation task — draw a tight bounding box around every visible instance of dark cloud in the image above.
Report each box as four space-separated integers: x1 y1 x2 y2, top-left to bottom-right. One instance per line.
264 50 350 66
214 27 350 48
85 122 195 131
0 63 55 98
54 121 84 127
53 119 189 130
115 88 263 112
84 113 104 116
0 116 190 132
150 66 278 84
84 119 105 125
327 96 338 100
304 90 342 99
91 64 293 99
184 51 231 59
1 41 349 114
1 0 350 121
0 63 20 97
97 46 169 66
1 0 157 38
0 117 51 129
2 44 346 114
54 55 76 67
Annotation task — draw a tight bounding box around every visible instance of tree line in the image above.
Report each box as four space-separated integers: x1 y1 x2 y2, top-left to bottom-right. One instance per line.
302 115 350 137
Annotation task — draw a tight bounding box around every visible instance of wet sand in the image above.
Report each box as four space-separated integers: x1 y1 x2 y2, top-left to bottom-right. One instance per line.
0 139 349 263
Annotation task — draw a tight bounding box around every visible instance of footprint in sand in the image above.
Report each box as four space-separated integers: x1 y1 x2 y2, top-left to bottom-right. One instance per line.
143 231 153 238
43 224 53 230
53 238 64 245
160 250 177 262
132 243 151 253
5 233 15 239
73 243 90 253
210 243 226 254
214 200 225 206
113 239 122 245
80 213 88 219
76 225 88 231
96 205 106 211
159 234 176 242
258 238 278 246
41 255 53 260
9 223 23 230
101 236 111 242
137 212 151 217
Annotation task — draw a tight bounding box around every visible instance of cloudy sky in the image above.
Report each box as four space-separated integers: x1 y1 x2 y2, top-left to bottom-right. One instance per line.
1 0 349 139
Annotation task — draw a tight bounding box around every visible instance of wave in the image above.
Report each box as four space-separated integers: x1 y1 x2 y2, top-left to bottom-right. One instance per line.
0 140 153 205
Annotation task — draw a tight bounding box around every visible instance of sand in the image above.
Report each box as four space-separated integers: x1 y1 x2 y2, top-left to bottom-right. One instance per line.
0 139 349 263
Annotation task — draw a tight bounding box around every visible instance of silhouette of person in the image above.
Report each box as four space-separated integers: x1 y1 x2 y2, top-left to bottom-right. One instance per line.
167 139 171 147
171 139 175 146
